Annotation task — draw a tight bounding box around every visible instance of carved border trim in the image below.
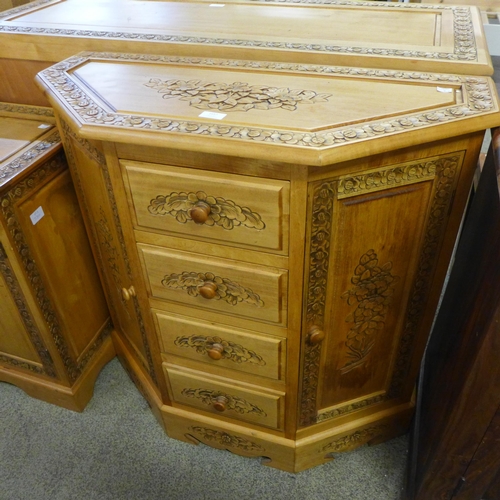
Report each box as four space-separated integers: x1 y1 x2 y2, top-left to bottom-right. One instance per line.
39 53 494 151
337 160 437 198
59 119 159 386
321 424 391 454
1 3 477 61
0 0 57 19
387 152 464 398
0 102 54 118
0 153 78 381
0 130 60 188
300 152 463 425
188 426 265 453
0 242 56 377
299 181 335 426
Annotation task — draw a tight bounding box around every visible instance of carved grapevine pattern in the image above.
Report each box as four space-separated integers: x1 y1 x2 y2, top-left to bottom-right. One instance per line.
162 271 264 307
181 388 267 416
341 250 399 372
148 191 265 230
145 78 331 112
174 335 266 365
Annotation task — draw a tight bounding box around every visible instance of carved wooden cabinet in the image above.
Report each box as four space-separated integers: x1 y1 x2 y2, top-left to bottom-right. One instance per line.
0 102 114 411
0 0 493 106
35 51 500 471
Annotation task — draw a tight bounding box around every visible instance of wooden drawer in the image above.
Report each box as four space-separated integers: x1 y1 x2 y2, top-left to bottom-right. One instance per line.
165 364 284 429
155 310 285 380
122 160 289 253
138 244 288 326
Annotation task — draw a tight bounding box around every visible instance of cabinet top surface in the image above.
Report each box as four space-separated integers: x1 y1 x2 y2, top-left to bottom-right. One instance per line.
0 103 59 189
0 0 493 75
35 52 500 165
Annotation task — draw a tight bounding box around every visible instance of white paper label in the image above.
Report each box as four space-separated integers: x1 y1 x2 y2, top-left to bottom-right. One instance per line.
210 3 225 6
30 206 45 225
199 111 227 120
437 87 453 93
38 124 51 129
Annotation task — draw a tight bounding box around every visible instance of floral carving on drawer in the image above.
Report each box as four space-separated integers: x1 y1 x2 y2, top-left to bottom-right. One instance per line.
174 334 266 365
148 190 265 230
181 388 268 416
161 271 264 307
144 78 331 112
341 250 399 373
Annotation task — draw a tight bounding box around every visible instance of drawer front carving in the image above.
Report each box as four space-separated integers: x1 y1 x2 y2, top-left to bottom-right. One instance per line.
155 310 285 380
139 244 287 325
122 161 289 253
165 365 283 429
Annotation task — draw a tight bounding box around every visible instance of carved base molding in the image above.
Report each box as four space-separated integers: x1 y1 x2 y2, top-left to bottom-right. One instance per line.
160 398 412 473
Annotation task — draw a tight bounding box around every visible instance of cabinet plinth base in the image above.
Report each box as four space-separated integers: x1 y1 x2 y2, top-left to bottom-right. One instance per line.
159 403 411 473
0 335 115 412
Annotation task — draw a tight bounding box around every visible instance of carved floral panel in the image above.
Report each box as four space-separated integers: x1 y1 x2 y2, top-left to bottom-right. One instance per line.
145 78 332 112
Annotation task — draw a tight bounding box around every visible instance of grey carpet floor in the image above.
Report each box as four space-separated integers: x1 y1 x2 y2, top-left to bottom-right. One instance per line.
0 358 408 500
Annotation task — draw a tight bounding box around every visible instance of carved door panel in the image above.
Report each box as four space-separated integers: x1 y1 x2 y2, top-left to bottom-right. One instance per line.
299 152 464 427
60 122 159 387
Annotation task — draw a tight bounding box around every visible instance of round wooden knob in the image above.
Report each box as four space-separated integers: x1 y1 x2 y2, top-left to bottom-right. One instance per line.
199 281 218 300
207 343 224 360
213 396 228 412
308 325 325 345
189 201 211 224
121 285 136 302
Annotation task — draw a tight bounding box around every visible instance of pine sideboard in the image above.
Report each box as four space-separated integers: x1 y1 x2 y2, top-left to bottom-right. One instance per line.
0 0 493 106
0 102 114 410
35 51 500 471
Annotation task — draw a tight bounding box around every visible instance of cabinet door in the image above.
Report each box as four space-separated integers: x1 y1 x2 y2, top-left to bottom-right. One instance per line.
60 122 159 387
0 239 56 378
299 151 465 427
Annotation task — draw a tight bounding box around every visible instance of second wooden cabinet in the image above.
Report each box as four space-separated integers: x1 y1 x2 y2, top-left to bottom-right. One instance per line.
36 51 500 471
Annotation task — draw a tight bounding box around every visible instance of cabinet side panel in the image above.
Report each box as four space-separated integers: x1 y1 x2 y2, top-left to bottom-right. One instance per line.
64 134 150 370
15 169 108 359
319 181 432 409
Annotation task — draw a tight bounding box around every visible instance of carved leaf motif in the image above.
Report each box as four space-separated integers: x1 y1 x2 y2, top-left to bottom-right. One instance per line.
181 388 267 416
147 191 265 231
174 335 266 365
161 271 264 308
144 78 332 112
